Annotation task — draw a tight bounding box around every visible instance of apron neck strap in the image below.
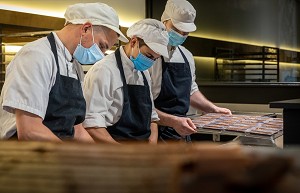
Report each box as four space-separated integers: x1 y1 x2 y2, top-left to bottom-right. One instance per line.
47 32 60 73
114 48 129 95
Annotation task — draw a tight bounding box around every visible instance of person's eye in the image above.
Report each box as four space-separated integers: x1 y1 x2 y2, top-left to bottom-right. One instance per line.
146 55 155 60
100 43 109 50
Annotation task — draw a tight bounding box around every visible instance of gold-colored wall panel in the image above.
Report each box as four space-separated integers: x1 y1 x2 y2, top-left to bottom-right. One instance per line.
0 9 64 30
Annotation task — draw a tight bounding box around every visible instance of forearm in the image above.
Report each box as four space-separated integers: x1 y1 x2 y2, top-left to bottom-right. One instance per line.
190 91 232 115
18 126 61 142
86 127 119 144
156 109 179 128
17 120 62 142
149 122 158 144
190 90 217 113
16 110 61 142
74 124 95 143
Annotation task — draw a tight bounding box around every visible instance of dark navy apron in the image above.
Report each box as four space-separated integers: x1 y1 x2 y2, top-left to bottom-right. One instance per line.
106 48 152 141
41 33 86 139
154 47 192 142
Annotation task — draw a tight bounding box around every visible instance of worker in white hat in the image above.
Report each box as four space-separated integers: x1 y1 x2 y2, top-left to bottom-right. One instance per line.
83 19 169 144
149 0 231 142
0 3 128 142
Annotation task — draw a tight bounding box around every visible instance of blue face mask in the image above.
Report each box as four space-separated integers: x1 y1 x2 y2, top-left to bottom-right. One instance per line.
130 47 155 71
168 29 188 47
73 28 105 65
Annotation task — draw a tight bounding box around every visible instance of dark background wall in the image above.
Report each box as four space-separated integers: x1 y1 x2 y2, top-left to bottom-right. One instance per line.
147 0 300 104
148 0 300 50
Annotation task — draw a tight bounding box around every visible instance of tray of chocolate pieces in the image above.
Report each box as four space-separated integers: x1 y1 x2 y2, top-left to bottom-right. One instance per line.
248 118 283 136
192 113 283 136
191 113 224 128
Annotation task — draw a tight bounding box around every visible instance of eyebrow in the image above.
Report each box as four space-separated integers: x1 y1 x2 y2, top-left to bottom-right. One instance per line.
141 45 158 60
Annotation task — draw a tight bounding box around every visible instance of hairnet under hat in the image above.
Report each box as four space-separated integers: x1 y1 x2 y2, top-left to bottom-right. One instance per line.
127 19 169 58
161 0 196 32
64 3 128 43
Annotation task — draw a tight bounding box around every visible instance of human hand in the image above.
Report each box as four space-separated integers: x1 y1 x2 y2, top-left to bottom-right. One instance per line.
172 117 197 136
214 107 232 115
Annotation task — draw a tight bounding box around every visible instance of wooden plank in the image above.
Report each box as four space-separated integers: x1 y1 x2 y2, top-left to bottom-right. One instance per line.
0 141 298 193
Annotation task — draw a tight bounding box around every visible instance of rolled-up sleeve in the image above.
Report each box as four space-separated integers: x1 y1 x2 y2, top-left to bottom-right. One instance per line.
191 76 199 96
151 109 159 122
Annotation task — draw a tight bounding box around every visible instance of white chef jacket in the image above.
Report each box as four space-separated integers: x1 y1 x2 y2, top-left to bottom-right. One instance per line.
0 32 84 139
148 45 199 100
83 46 159 129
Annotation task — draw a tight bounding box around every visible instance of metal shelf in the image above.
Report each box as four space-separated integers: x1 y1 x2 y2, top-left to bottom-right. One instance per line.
218 62 278 66
215 46 279 82
222 67 277 71
219 57 278 61
227 73 278 75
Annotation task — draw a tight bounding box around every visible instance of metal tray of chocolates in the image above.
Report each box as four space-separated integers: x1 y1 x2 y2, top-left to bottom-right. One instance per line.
191 113 283 140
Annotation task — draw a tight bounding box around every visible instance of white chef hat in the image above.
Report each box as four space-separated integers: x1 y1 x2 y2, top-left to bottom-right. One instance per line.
64 2 128 43
161 0 197 32
127 19 169 58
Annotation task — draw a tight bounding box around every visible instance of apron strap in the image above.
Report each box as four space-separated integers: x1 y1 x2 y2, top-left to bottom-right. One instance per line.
161 56 167 73
161 46 189 73
47 32 60 73
140 71 149 87
114 48 129 99
177 46 189 64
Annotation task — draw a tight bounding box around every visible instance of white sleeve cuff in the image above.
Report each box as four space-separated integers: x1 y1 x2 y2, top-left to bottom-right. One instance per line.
151 109 160 122
83 113 107 128
190 81 199 96
3 99 45 119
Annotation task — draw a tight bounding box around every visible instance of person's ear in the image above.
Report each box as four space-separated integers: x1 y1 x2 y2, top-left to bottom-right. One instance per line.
164 20 172 31
80 22 92 35
130 36 138 48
